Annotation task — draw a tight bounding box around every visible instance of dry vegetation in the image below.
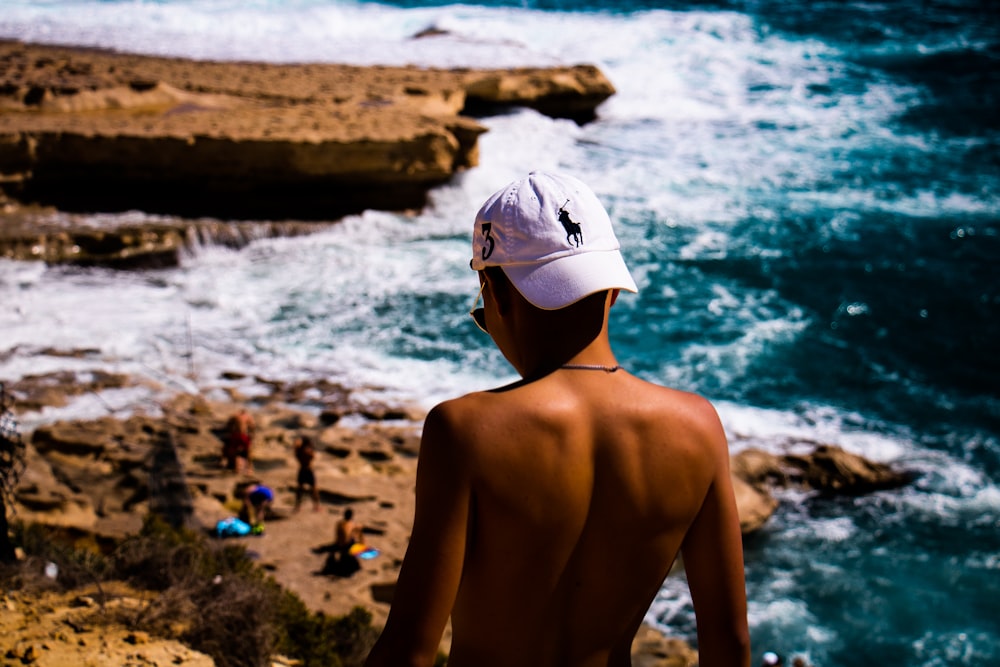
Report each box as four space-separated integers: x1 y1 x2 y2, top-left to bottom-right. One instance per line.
0 516 396 667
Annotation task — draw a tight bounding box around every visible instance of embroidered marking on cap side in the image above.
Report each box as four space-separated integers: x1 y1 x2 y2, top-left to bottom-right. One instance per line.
480 222 495 260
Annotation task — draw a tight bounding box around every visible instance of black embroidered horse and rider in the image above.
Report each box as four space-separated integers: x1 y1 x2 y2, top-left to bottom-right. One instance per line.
558 200 583 247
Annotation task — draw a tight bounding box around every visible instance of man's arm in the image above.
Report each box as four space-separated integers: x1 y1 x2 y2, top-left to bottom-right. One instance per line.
365 401 472 667
680 402 751 667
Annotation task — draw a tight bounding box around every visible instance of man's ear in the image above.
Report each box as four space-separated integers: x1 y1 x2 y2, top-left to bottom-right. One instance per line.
609 289 620 307
486 269 515 315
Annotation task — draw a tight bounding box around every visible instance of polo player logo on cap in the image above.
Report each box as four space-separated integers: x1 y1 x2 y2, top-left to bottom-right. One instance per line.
558 200 583 247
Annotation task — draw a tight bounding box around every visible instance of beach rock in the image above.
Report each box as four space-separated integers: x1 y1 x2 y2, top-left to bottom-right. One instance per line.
14 444 99 531
31 418 124 457
0 40 615 242
730 448 788 489
26 417 159 535
731 474 779 534
317 422 422 467
0 213 331 269
461 64 616 123
0 586 216 667
731 445 913 495
726 444 913 533
4 368 134 413
785 444 913 494
631 623 698 667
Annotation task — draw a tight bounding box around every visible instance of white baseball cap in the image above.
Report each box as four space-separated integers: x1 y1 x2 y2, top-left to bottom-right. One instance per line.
471 171 638 310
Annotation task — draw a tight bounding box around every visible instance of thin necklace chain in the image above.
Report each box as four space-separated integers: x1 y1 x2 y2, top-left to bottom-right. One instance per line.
560 363 622 373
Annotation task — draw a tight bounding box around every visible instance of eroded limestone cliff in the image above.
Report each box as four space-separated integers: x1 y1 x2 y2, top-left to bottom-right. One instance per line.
0 40 614 222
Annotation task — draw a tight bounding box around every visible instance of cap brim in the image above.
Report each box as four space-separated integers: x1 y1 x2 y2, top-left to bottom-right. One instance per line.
501 249 638 310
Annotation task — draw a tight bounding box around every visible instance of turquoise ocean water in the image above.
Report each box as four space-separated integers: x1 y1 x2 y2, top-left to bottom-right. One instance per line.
0 1 998 665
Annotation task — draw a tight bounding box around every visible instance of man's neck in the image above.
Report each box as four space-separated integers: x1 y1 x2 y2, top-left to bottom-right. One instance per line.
497 286 618 380
515 333 619 380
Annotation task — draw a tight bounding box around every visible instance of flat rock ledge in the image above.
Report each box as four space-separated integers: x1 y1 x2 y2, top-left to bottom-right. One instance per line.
0 40 615 231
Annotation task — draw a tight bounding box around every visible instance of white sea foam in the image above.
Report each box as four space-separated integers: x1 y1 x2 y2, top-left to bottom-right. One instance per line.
913 629 999 667
891 461 1000 528
19 386 168 430
0 1 641 68
717 401 910 460
749 596 837 644
645 572 696 636
801 516 856 543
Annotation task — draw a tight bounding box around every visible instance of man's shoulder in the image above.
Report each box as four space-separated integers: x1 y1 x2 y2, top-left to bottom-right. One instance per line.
616 373 715 414
425 390 495 430
422 387 535 452
429 379 569 429
652 383 720 419
617 376 727 449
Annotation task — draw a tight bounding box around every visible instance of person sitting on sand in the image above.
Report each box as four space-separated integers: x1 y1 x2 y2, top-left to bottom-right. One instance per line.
326 507 365 577
365 172 749 667
336 507 364 550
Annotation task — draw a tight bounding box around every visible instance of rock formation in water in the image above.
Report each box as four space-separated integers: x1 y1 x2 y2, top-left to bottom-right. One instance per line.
0 40 615 265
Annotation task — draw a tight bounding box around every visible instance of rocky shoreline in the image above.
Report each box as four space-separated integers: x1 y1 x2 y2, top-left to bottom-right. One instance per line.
0 40 614 268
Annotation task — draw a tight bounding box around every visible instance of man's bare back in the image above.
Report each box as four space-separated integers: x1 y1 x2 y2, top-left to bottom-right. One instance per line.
451 370 742 665
365 172 748 667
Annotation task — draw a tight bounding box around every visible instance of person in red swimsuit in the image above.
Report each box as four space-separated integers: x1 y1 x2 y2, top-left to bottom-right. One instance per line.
223 408 255 475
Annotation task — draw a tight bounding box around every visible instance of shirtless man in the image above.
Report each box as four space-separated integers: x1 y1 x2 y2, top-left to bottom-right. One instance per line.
365 172 749 667
294 435 320 512
225 408 255 475
336 507 364 549
329 507 365 577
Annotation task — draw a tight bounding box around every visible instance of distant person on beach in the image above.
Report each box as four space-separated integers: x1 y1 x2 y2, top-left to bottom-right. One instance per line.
326 507 365 577
223 408 255 475
293 434 320 512
365 172 749 667
336 507 364 551
241 483 273 530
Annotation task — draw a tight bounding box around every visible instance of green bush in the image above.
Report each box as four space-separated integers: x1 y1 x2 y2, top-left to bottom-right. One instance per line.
113 515 259 590
276 597 378 667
